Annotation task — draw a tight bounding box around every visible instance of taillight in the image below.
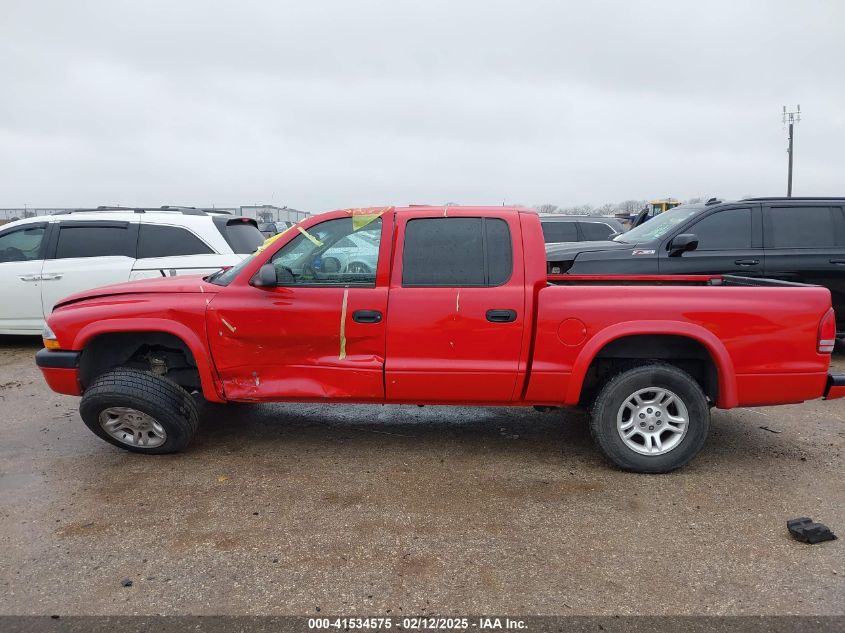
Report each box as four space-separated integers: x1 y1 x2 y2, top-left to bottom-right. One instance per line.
818 309 836 354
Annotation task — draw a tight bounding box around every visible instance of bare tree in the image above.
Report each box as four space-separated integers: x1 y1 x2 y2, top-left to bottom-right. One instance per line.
534 204 559 214
596 203 616 216
686 197 704 204
570 204 594 216
617 199 644 214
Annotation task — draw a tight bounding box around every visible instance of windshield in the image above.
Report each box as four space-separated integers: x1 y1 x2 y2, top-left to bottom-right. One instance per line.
207 253 255 285
614 207 699 243
208 225 289 285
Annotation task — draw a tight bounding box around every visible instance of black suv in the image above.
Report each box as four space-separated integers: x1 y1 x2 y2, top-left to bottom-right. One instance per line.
546 197 845 336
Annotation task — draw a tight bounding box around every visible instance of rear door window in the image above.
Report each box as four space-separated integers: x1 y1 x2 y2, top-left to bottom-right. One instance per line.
486 217 513 285
835 207 845 245
768 206 837 248
686 208 753 250
137 225 215 258
54 223 132 259
402 217 512 286
541 221 578 243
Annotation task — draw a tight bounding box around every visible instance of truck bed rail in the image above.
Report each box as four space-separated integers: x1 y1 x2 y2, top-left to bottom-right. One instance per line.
547 274 815 288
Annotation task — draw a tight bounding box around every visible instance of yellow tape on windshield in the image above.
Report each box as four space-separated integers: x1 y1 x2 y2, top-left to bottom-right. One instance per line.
254 226 292 254
345 207 390 231
297 226 324 246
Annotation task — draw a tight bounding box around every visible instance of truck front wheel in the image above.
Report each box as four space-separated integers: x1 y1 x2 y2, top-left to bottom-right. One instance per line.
589 363 710 473
80 368 199 454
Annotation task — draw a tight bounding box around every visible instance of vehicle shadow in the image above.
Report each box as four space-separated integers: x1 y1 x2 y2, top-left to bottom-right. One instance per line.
193 401 600 465
188 399 820 474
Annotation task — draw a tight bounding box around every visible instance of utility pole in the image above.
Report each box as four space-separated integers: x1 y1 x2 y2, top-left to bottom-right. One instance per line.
782 105 801 197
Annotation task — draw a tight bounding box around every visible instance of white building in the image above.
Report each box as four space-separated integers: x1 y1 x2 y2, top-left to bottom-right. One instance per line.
238 205 308 224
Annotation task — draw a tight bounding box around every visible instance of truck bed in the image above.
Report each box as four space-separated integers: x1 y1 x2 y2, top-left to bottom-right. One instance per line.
530 274 833 409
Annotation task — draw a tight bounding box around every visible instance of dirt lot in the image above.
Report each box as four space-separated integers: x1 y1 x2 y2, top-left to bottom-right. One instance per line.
0 336 843 616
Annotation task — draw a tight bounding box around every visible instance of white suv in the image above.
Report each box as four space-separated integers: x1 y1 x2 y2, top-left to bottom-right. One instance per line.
0 207 265 334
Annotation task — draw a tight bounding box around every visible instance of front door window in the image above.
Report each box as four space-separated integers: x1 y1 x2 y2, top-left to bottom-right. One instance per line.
270 217 381 285
0 225 46 262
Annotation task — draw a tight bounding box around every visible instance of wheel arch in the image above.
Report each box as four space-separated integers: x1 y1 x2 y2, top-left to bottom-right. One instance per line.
567 321 737 408
73 319 225 402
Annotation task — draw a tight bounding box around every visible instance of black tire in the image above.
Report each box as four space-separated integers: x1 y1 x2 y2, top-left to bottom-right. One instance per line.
80 368 199 454
346 262 371 274
589 363 710 473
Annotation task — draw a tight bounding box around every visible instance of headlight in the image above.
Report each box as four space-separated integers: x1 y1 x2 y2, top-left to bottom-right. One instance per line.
42 324 60 350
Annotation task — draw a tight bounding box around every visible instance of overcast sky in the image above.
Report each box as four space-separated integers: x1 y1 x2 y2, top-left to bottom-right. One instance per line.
1 0 843 213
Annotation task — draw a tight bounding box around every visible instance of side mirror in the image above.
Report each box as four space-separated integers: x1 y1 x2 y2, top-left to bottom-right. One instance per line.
668 234 699 256
252 263 278 287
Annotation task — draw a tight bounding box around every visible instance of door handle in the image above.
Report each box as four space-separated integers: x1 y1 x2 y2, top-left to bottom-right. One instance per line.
734 259 759 266
486 309 517 323
830 259 845 265
41 273 63 281
18 274 40 282
352 310 382 324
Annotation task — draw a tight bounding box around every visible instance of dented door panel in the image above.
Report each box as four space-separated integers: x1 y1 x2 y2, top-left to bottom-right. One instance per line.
204 209 392 401
207 285 388 401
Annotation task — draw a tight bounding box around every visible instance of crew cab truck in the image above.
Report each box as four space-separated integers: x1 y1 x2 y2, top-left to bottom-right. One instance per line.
36 206 845 473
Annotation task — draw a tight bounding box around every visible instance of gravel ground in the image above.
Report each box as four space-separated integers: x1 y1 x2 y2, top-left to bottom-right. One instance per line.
0 336 843 615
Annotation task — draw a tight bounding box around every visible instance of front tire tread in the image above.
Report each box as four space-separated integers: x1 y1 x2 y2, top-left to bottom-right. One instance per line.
79 368 199 454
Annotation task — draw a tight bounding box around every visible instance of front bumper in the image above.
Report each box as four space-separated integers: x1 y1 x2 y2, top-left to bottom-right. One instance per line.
824 372 845 400
35 348 82 396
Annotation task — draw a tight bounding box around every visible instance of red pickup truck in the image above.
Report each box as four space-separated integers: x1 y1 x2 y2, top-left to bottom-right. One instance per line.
36 206 845 472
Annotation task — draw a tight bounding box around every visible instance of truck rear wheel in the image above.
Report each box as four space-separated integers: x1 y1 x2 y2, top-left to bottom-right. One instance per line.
589 363 710 473
80 368 199 454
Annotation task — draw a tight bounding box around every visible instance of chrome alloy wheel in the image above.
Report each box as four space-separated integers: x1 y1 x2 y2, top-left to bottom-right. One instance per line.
616 387 689 456
98 407 167 448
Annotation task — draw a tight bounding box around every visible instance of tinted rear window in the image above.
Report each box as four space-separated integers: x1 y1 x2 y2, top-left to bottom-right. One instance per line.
218 219 265 253
55 225 129 259
769 206 837 248
541 221 578 243
137 224 214 258
402 217 512 286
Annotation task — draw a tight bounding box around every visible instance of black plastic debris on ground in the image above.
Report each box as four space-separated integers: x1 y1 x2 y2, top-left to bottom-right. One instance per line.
787 517 837 544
